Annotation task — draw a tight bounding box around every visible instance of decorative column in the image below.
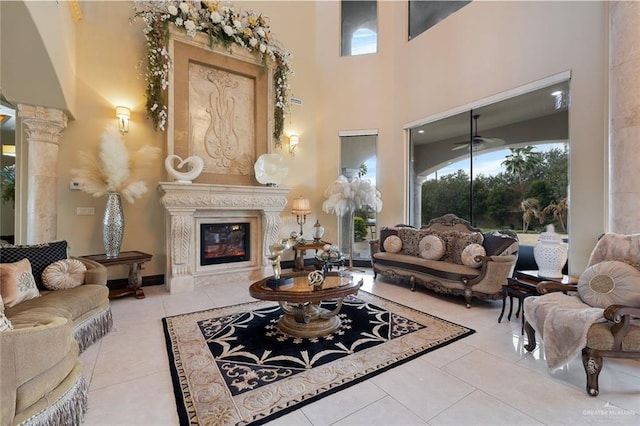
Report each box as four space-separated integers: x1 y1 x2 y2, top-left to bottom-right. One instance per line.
17 104 67 244
168 209 196 294
609 2 640 233
261 210 283 266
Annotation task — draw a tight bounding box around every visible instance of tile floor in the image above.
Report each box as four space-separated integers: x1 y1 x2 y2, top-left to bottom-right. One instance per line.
79 270 640 425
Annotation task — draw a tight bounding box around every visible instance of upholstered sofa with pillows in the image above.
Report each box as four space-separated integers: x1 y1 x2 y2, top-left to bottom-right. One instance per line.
0 240 113 426
370 214 519 307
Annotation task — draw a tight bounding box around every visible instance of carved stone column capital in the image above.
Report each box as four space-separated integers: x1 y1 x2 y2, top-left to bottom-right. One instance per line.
18 104 68 144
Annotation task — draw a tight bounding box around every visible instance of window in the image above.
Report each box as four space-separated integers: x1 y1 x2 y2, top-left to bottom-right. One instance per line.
408 0 470 40
409 81 570 245
341 1 377 56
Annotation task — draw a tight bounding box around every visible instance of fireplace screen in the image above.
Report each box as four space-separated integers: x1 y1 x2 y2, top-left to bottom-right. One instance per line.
200 223 250 266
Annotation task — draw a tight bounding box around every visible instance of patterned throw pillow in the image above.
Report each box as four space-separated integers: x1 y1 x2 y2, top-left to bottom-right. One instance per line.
0 241 68 290
440 231 484 264
397 228 435 256
42 259 87 290
0 293 13 332
383 235 403 253
419 235 445 260
461 243 486 268
578 260 640 308
0 259 40 307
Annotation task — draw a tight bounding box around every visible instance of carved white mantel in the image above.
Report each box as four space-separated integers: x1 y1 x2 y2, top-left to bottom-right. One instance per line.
158 182 290 293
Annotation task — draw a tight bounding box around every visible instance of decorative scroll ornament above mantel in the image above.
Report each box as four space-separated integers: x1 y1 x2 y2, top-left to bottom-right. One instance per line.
133 1 292 145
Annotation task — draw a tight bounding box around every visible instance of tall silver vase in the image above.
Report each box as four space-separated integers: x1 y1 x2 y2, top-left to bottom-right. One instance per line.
103 192 124 258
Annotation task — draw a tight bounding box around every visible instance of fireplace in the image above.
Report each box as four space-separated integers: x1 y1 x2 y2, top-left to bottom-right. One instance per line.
200 222 250 266
158 182 290 293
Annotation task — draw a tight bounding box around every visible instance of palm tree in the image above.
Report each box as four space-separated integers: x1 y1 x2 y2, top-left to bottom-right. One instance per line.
502 146 542 200
543 197 569 233
520 197 541 232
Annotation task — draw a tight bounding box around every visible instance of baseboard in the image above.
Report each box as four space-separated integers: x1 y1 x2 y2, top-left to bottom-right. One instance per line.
107 274 165 289
106 260 372 289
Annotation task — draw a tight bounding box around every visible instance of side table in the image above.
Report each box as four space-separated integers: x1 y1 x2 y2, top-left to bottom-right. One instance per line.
293 240 329 271
499 270 578 334
82 251 152 299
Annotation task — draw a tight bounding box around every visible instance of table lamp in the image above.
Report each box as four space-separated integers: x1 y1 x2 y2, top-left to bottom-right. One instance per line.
291 197 311 236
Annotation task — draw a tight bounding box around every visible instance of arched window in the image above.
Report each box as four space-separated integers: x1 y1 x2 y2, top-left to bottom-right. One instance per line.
341 1 377 57
351 28 377 56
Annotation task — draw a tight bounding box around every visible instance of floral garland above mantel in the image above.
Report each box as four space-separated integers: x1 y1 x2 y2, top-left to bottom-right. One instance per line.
133 0 292 144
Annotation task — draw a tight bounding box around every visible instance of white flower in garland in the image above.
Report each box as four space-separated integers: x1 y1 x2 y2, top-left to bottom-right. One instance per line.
133 0 293 141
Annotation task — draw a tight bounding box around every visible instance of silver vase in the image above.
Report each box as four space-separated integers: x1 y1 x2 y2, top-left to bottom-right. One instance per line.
103 192 124 258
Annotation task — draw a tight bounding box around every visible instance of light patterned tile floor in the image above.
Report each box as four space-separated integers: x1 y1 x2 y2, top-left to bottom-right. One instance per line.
79 269 640 425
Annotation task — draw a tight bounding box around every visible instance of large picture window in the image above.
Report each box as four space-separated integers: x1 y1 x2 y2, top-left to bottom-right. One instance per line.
408 80 570 248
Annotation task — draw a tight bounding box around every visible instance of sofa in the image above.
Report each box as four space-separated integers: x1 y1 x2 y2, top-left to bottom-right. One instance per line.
370 214 519 307
0 241 113 426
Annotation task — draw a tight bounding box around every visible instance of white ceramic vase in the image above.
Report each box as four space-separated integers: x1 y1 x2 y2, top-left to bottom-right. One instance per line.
533 224 567 278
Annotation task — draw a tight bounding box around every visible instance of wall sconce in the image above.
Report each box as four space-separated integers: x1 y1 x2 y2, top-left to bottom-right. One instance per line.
288 134 299 156
291 197 311 236
2 145 16 157
115 106 131 134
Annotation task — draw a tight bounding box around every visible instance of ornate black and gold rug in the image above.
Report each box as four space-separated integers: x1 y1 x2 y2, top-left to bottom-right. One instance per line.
162 291 474 425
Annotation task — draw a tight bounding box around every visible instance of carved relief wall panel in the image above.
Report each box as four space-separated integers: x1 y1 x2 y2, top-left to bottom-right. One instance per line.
188 63 255 176
170 36 270 186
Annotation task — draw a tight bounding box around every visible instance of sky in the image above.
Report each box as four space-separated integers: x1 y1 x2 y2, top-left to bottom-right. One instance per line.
426 142 567 180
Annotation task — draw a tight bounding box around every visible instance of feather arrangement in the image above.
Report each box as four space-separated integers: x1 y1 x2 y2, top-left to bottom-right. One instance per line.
322 175 383 216
72 127 161 203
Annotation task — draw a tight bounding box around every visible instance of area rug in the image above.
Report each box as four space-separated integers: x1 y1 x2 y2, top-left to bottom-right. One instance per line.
162 290 475 425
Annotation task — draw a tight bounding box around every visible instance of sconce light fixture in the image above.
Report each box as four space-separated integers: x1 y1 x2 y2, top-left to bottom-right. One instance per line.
288 134 299 156
291 196 311 236
115 106 131 134
2 145 16 157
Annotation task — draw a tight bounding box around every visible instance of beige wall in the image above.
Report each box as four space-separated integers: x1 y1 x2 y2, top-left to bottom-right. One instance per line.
394 1 607 274
4 1 610 279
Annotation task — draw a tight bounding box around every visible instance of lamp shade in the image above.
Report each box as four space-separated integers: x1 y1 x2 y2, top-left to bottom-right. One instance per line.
115 106 131 119
2 145 16 157
291 197 311 215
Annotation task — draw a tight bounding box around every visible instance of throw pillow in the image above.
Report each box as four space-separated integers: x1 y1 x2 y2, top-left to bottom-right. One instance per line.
461 243 487 268
440 231 484 264
419 235 445 260
0 240 68 290
0 294 13 332
383 235 403 253
483 231 518 256
397 228 434 256
42 258 87 290
0 259 40 307
578 260 640 308
379 228 399 252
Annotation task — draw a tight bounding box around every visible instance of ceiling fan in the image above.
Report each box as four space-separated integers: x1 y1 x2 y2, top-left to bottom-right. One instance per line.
452 114 505 151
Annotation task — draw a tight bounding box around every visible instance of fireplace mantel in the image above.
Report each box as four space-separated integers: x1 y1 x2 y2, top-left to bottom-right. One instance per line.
158 182 290 293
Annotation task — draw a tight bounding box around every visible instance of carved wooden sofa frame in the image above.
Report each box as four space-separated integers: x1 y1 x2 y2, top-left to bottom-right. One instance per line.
369 214 518 308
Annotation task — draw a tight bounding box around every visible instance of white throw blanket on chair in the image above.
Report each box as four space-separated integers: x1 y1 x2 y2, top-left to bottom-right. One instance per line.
523 292 605 371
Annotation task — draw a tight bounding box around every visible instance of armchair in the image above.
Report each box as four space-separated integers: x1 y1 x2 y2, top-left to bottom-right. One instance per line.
523 232 640 396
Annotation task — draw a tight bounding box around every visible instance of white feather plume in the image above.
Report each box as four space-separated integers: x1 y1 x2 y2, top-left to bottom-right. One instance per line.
322 175 383 216
71 127 161 203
